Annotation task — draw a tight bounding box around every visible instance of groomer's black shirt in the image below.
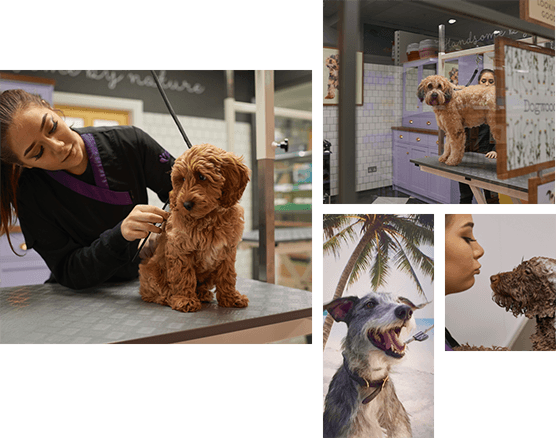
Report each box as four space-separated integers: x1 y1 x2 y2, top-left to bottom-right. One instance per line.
17 126 175 290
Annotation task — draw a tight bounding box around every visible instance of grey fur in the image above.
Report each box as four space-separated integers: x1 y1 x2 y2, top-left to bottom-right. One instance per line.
324 292 415 438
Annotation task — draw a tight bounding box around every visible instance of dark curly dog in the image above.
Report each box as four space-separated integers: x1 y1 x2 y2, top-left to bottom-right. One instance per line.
490 257 556 350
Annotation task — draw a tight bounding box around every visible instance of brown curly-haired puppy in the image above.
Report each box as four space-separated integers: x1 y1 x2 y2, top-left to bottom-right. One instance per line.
490 257 556 350
139 144 250 313
417 75 499 166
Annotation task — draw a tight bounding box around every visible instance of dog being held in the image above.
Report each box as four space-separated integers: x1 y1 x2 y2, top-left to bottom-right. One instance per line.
139 144 250 313
324 292 426 438
417 75 499 166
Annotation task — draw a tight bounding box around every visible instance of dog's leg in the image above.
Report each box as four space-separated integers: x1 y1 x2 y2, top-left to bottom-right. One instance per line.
445 123 466 166
139 256 169 305
195 273 215 303
437 119 451 163
165 255 202 312
325 80 336 99
212 252 248 308
377 382 412 438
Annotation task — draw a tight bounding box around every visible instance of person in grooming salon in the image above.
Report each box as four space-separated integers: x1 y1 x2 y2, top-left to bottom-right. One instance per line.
445 214 485 350
0 89 173 290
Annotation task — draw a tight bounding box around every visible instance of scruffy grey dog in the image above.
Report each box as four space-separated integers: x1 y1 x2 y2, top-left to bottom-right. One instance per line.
323 292 419 438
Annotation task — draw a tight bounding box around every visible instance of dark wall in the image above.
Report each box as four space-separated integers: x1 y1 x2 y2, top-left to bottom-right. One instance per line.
1 70 310 121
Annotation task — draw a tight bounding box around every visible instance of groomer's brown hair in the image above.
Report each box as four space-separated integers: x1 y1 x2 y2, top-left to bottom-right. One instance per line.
0 89 51 255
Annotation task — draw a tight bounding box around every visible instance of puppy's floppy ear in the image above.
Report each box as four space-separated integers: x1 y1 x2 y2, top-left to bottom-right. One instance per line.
417 83 426 102
324 296 359 324
219 153 251 208
444 85 452 103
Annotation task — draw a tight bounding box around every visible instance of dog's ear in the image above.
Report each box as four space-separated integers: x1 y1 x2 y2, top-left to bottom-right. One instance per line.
219 154 251 208
398 296 431 310
417 83 426 102
444 84 452 103
324 296 359 324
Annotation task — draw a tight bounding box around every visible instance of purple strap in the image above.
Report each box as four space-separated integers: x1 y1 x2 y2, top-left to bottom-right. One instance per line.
82 133 109 189
45 133 132 205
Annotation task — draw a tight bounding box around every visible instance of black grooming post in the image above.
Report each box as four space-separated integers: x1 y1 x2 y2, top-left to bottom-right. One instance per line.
151 70 193 149
131 71 194 263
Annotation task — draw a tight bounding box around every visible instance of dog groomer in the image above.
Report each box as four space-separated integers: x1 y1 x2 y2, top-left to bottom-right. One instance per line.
459 69 499 204
0 89 173 290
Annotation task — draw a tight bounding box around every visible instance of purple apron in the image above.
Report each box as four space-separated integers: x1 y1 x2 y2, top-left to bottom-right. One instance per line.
45 133 132 205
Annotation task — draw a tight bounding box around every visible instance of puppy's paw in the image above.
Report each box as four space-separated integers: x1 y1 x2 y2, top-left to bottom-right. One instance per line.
196 286 214 303
168 295 202 312
438 154 448 163
218 291 249 308
445 156 462 166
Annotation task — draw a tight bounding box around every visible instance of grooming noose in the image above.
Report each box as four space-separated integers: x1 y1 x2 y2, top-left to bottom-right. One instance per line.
132 70 193 262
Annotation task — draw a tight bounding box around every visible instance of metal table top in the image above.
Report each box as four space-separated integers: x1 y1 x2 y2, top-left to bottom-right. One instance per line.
411 152 535 193
0 278 312 344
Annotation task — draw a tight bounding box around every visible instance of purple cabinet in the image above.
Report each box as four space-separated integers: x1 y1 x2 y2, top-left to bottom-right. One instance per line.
0 232 50 288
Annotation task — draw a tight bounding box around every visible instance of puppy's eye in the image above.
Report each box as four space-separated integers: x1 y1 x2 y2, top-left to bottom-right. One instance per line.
199 174 206 181
524 268 532 275
428 84 433 89
365 299 378 309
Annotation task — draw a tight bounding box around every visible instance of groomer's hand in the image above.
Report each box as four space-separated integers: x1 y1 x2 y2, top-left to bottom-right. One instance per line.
121 205 169 242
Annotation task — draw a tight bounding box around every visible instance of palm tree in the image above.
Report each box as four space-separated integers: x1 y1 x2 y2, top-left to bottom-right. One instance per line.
323 214 434 349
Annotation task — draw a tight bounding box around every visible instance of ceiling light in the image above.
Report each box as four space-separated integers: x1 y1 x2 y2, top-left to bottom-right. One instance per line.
448 19 456 24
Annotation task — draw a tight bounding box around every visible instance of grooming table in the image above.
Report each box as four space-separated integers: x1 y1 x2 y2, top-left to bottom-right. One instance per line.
411 152 532 204
0 278 312 344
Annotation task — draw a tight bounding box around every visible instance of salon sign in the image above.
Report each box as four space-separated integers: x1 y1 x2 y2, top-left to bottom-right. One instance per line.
521 0 555 29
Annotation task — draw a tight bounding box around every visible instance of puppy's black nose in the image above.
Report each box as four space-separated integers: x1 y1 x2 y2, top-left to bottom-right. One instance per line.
431 92 438 98
395 305 412 321
183 201 194 211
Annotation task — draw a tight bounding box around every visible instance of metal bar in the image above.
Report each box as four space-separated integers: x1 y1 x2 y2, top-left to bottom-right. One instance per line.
338 0 359 204
255 70 276 284
224 71 236 153
233 100 312 120
151 70 193 149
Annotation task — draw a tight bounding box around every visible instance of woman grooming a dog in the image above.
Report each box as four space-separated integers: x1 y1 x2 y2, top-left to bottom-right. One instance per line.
0 89 173 290
459 69 499 203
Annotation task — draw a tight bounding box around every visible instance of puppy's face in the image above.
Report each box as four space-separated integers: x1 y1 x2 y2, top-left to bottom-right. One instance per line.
326 55 339 71
326 292 417 359
417 75 453 106
490 257 556 318
169 144 250 219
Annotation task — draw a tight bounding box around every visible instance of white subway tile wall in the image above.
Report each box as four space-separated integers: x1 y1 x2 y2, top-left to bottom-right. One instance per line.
323 63 403 196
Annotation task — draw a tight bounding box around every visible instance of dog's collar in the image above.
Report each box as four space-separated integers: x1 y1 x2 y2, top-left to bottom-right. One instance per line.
342 354 389 404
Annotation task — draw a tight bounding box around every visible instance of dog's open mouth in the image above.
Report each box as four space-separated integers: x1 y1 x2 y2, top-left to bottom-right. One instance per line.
368 327 407 358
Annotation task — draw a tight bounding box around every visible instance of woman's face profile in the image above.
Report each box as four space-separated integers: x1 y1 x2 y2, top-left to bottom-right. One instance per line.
445 214 485 295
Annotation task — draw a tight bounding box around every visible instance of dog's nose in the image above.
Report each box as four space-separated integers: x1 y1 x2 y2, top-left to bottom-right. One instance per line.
431 92 438 98
395 305 412 322
183 201 194 211
490 274 499 284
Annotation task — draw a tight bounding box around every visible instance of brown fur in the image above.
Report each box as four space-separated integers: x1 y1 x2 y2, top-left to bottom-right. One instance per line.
490 257 556 350
325 54 339 99
417 75 499 166
139 144 250 313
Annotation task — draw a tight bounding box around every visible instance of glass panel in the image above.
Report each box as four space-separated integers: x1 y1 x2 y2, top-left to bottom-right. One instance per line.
405 67 419 112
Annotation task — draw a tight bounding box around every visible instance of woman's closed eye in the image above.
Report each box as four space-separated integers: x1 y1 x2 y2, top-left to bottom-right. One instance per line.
33 146 44 161
463 237 476 243
49 119 58 134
